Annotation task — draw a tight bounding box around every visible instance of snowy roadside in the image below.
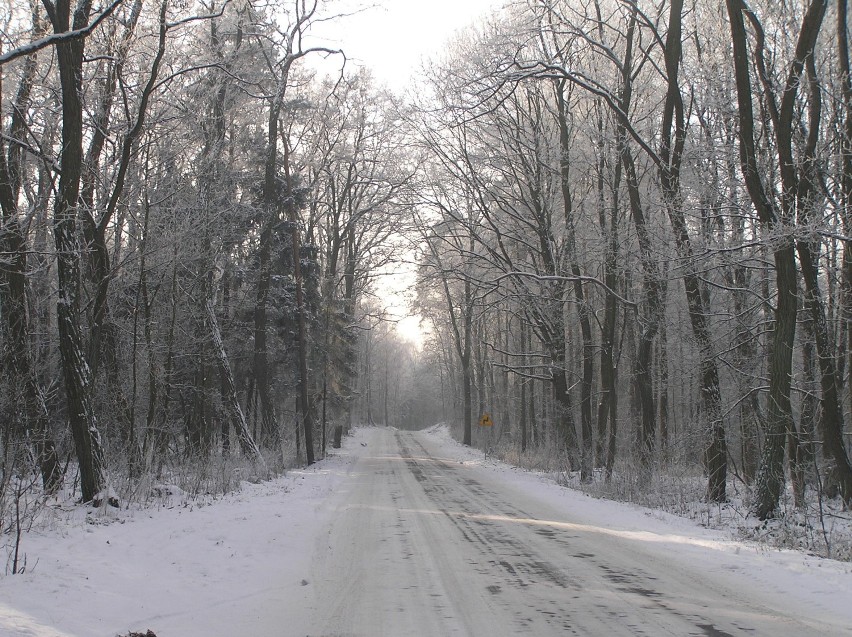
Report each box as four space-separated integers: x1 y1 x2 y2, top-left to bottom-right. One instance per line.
0 428 372 637
4 423 852 636
419 423 852 629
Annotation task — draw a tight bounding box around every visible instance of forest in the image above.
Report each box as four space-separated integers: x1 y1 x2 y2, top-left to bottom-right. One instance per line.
1 0 851 547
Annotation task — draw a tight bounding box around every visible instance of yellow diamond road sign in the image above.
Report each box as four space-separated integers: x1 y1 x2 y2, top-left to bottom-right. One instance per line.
479 413 493 427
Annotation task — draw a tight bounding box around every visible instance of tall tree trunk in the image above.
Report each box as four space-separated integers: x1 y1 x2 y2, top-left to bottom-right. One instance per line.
461 277 473 446
500 311 510 437
621 140 660 469
555 79 594 481
254 221 279 448
596 101 619 471
49 0 110 505
255 43 282 452
722 138 762 484
475 319 488 426
839 0 852 419
799 320 818 482
0 9 60 492
657 317 669 460
726 0 817 518
281 141 315 465
797 238 852 502
616 9 661 470
794 30 852 504
519 318 528 454
659 0 727 500
384 358 390 427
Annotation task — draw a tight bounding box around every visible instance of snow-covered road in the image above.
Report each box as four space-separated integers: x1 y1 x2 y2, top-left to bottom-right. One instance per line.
308 427 848 636
2 425 852 636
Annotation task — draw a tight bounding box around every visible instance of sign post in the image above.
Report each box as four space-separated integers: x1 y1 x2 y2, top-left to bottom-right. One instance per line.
478 413 494 459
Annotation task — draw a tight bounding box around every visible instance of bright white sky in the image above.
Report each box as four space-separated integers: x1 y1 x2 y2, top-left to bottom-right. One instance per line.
311 0 505 89
308 0 505 346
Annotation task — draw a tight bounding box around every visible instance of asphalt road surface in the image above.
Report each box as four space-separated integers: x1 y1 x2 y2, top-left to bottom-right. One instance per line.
309 428 844 636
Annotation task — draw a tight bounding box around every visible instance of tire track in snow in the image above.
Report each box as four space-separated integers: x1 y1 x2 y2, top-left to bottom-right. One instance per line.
310 428 838 636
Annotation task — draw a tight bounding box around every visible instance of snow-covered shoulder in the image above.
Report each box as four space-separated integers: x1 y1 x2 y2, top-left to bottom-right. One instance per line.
419 424 852 629
0 428 374 637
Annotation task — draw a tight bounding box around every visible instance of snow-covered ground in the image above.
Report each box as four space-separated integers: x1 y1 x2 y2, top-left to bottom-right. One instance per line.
1 425 851 636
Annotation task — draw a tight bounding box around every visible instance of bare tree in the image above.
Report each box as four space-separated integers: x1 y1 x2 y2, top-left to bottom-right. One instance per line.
0 1 60 492
726 0 852 516
46 0 112 504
